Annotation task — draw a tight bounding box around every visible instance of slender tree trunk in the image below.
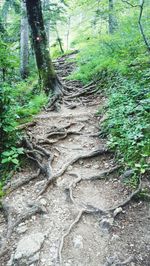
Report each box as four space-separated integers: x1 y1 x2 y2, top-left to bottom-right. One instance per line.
56 27 64 54
20 2 29 79
108 0 117 34
66 16 71 50
43 0 50 46
25 0 61 95
46 21 50 46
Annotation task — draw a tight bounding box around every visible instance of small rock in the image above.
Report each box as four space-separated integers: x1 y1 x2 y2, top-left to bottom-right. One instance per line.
93 164 99 169
100 217 114 232
31 215 36 221
40 198 47 206
123 169 134 178
130 243 134 247
85 164 91 168
104 163 109 169
68 165 73 171
73 235 83 249
16 225 28 234
113 207 123 217
79 160 84 165
111 234 120 242
14 233 45 260
41 258 47 263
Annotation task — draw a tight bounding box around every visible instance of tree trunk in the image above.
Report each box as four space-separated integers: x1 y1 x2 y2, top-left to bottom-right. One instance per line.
25 0 61 95
56 27 64 54
43 0 50 46
46 21 50 46
108 0 117 34
66 16 71 50
20 2 29 79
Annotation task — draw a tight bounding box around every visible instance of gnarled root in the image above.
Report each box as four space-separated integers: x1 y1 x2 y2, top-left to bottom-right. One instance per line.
39 148 111 196
23 137 54 180
4 170 41 193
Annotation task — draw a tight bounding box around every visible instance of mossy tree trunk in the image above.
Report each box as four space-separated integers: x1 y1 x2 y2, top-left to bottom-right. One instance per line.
20 1 29 79
25 0 61 95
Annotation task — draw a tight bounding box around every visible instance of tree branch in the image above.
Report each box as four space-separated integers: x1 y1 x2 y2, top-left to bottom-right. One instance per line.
122 0 150 52
138 0 150 52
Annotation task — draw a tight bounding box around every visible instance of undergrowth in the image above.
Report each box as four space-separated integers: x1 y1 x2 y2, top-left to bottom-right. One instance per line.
71 15 150 185
0 79 47 196
102 77 150 183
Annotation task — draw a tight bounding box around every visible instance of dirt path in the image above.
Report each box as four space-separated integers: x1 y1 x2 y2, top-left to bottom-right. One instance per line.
0 54 150 266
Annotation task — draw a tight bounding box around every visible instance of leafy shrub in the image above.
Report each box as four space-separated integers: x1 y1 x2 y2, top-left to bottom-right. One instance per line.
0 81 47 192
102 77 150 178
2 147 24 168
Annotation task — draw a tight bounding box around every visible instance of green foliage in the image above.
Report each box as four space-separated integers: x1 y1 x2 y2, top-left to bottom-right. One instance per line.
70 5 150 182
0 39 18 80
0 80 47 174
102 77 150 175
2 147 24 167
71 14 148 82
51 45 63 59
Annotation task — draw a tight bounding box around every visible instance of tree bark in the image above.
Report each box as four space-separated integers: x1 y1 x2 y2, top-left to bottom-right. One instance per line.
20 1 29 79
56 26 64 54
43 0 50 46
66 16 71 50
45 21 50 46
108 0 117 34
25 0 61 95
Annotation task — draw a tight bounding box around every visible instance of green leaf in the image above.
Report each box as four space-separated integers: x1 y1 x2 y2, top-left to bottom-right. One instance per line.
135 164 141 168
11 158 19 165
1 158 9 164
140 169 146 174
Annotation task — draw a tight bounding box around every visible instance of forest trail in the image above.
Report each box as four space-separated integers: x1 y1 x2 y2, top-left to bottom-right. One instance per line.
0 54 150 266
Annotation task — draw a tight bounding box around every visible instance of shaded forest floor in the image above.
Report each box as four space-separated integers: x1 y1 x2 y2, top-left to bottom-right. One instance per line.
0 54 150 266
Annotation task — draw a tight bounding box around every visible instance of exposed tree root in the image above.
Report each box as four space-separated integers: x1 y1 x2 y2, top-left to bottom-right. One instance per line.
0 201 46 257
58 206 106 264
23 137 54 180
58 177 142 264
104 254 134 266
47 122 77 133
108 177 142 213
33 144 51 157
0 53 145 265
46 94 62 111
39 148 111 196
17 121 37 130
58 209 84 264
82 177 142 215
39 130 84 145
47 129 83 139
66 166 120 204
66 85 97 99
38 123 84 144
38 134 68 145
4 169 41 193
